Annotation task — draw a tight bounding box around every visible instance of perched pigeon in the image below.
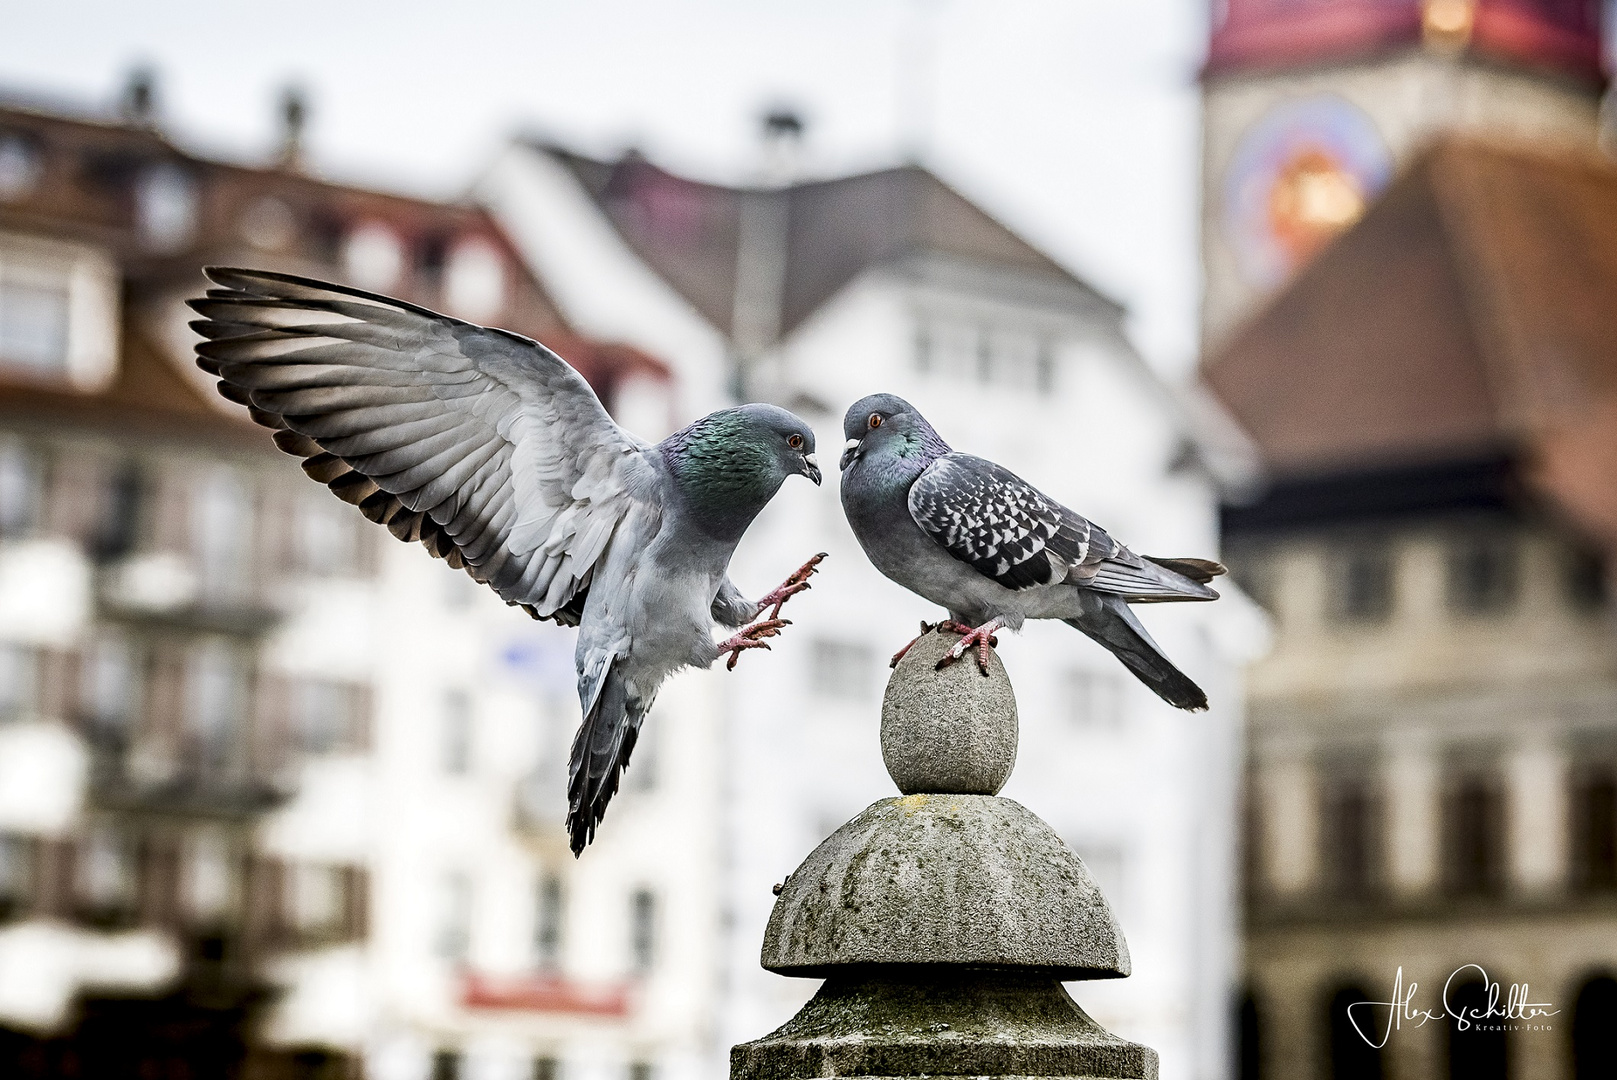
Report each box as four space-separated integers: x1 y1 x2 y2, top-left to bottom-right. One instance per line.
839 393 1222 711
189 268 824 854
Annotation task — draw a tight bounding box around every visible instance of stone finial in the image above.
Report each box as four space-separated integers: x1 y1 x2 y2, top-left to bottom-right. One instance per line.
735 630 1158 1080
881 629 1017 795
760 793 1130 979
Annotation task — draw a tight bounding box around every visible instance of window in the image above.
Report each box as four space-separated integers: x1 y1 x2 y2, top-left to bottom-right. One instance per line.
0 234 118 388
437 872 471 960
193 467 252 603
91 461 144 561
929 319 978 381
186 640 247 770
79 827 137 913
629 888 656 973
0 833 34 919
0 643 37 720
290 863 345 935
442 689 472 774
82 634 139 736
1238 991 1262 1080
1035 340 1056 394
1065 670 1123 730
186 832 235 921
0 135 43 202
810 638 874 700
981 327 1043 390
1319 773 1378 898
445 239 506 322
1446 977 1507 1080
431 1050 461 1080
1446 534 1517 615
0 440 43 537
135 162 198 253
1442 771 1502 896
1572 767 1617 892
1565 548 1606 612
913 314 1056 392
0 270 68 373
1325 985 1383 1080
535 872 564 970
294 679 368 755
1332 546 1393 623
343 222 405 291
1572 976 1617 1080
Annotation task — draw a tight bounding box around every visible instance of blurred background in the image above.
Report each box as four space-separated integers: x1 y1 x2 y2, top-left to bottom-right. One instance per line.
0 2 1612 1079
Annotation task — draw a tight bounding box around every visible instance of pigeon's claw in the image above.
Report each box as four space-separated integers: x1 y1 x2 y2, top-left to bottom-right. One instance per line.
720 618 791 671
889 621 938 668
759 552 827 619
935 617 1008 675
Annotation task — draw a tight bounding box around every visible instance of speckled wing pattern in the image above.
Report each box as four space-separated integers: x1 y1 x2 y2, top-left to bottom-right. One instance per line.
906 453 1111 590
189 267 650 624
907 453 1216 600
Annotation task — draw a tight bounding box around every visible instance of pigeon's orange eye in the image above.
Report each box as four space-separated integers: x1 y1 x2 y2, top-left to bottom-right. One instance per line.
788 433 804 450
868 413 883 429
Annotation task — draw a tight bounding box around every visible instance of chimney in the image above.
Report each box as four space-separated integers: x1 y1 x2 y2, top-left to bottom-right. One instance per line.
760 107 805 188
120 65 158 128
277 85 308 171
729 106 803 400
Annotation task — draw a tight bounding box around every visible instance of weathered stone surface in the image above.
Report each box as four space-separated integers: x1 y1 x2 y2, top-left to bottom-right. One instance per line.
882 628 1017 795
761 793 1129 979
731 971 1158 1080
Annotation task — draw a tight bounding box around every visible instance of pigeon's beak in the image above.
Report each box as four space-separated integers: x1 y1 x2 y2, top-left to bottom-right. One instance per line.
839 438 861 470
800 453 822 486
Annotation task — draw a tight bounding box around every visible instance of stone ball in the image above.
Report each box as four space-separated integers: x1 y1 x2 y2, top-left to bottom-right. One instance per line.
881 628 1017 795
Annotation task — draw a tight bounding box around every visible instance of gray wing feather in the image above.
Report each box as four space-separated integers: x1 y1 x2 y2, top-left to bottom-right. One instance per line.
190 267 649 620
908 454 1218 601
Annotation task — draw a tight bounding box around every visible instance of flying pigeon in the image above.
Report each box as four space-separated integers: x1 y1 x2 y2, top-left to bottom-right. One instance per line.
189 268 824 853
838 393 1222 711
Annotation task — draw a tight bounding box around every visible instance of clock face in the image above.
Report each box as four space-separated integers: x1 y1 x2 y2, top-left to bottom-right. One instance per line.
1224 94 1393 288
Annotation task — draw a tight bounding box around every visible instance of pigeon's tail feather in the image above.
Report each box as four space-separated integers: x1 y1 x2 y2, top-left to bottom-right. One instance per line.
1065 596 1208 712
566 664 646 856
1143 556 1226 584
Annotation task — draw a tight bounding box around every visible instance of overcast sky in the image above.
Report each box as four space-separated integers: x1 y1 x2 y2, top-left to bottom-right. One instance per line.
1 0 1208 375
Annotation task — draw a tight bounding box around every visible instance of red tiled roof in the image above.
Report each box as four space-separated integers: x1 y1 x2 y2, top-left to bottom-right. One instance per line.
0 99 668 437
543 146 1117 341
1202 138 1617 548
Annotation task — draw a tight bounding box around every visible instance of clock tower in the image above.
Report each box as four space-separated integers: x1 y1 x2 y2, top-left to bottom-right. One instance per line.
1201 0 1607 347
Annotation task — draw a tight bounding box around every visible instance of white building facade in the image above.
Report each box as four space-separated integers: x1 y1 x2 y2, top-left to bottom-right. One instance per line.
480 140 1263 1080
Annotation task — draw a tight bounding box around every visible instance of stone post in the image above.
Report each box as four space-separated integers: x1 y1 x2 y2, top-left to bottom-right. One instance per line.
731 629 1159 1080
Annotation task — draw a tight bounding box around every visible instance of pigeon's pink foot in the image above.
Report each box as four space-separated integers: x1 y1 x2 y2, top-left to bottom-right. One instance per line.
889 621 938 668
719 618 790 671
935 617 1008 675
757 552 827 619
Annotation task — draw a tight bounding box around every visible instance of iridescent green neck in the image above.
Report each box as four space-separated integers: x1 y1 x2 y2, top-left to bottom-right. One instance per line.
661 412 782 542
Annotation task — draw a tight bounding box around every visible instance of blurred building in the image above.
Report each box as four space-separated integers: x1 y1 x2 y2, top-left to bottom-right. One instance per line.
1201 6 1617 1076
480 134 1264 1080
0 91 710 1080
1201 0 1606 347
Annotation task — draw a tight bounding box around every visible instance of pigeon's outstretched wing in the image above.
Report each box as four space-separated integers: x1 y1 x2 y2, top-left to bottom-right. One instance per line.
906 453 1222 601
188 267 650 623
